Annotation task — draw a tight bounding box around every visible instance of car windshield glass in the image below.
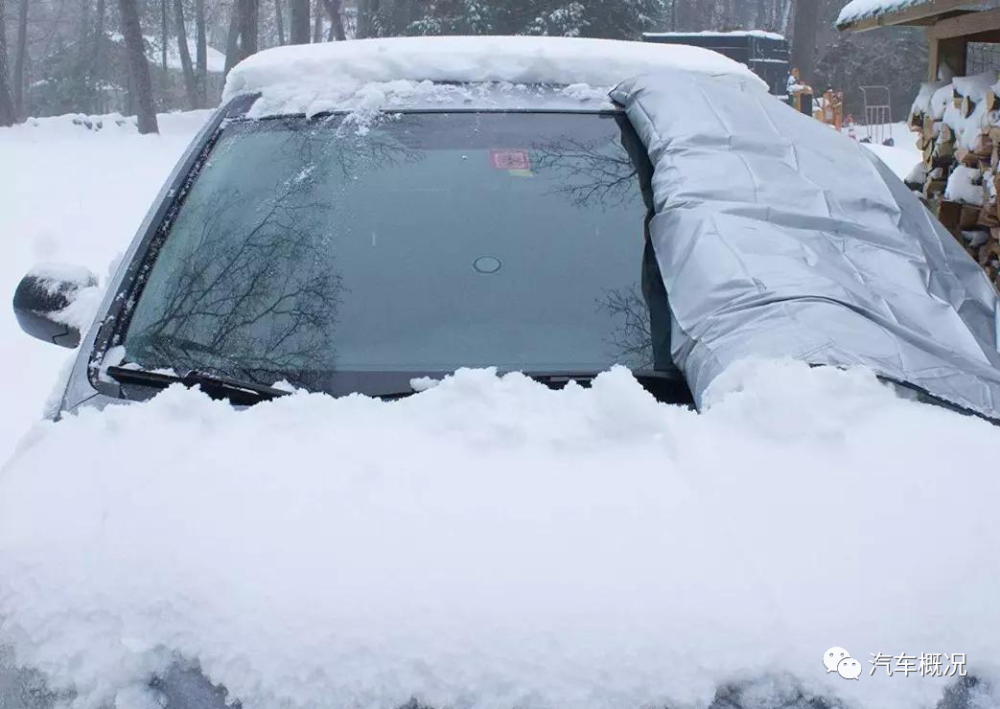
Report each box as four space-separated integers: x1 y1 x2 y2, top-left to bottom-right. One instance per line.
120 111 675 397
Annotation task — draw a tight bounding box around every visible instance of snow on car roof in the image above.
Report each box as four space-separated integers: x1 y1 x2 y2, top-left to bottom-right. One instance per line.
222 35 764 118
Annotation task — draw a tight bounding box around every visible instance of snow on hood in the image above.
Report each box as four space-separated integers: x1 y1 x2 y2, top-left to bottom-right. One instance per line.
221 36 765 118
2 362 1000 709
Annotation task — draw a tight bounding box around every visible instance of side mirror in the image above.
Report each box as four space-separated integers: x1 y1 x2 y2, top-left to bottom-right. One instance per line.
13 264 99 348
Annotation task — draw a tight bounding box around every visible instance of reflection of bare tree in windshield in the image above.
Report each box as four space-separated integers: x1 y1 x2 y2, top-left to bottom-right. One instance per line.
128 182 345 381
597 285 654 369
531 135 638 211
124 120 426 384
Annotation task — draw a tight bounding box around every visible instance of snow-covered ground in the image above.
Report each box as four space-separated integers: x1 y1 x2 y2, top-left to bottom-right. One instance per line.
1 107 990 709
860 122 922 180
0 110 212 462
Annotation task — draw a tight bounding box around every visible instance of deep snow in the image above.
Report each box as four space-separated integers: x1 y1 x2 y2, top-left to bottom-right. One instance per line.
2 363 1000 709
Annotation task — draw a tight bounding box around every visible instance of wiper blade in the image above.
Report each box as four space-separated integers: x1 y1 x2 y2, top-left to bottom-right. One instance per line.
106 365 291 406
520 369 681 386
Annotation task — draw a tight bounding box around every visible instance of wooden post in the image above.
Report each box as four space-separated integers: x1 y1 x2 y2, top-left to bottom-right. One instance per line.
927 32 967 81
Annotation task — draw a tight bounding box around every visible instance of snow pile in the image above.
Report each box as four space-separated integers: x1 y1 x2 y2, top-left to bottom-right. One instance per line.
223 36 764 117
836 0 933 27
643 30 785 40
2 362 1000 709
12 109 212 136
946 165 986 205
860 131 922 178
0 109 212 461
910 79 950 121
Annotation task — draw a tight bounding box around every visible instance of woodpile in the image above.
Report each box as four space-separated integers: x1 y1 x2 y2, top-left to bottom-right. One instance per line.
907 71 1000 289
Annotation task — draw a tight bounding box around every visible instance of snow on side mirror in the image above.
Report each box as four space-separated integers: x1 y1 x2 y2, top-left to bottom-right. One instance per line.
13 264 99 349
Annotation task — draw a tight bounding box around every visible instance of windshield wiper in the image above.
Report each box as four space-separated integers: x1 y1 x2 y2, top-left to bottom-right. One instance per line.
106 365 291 406
521 369 680 386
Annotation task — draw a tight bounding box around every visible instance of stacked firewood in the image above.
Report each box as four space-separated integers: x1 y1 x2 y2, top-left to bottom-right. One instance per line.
907 72 1000 288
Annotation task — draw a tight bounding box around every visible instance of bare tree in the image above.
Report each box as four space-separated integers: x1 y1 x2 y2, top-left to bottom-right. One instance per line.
226 0 260 73
90 0 107 88
225 3 241 73
239 0 260 55
289 0 310 43
0 0 18 127
238 0 260 58
356 0 375 38
160 0 168 87
117 0 159 133
195 0 207 104
174 0 199 108
12 0 28 119
322 0 345 41
790 0 819 84
312 0 322 42
275 0 286 44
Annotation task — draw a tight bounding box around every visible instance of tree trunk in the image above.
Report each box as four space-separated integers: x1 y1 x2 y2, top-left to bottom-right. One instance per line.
117 0 159 133
160 0 168 87
275 0 286 44
225 2 241 74
289 0 310 44
226 0 260 72
173 0 198 108
322 0 345 40
779 0 793 35
312 0 323 42
240 0 260 58
12 0 28 119
195 0 207 105
790 0 819 84
90 0 106 83
672 0 703 32
0 0 15 127
363 0 381 37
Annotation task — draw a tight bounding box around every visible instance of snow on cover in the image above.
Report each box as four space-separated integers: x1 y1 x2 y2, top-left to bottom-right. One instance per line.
2 362 1000 709
222 36 764 117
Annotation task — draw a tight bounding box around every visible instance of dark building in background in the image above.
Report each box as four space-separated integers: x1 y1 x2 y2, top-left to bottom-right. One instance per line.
642 31 791 96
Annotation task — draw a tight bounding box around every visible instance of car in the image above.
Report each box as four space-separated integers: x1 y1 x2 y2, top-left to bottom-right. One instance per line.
16 37 1000 422
14 37 750 413
6 36 1000 709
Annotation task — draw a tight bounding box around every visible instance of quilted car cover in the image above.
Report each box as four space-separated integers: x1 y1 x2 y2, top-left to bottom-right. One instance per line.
610 72 1000 419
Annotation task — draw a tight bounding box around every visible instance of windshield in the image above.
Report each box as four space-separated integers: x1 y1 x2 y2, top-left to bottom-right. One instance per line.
119 111 674 397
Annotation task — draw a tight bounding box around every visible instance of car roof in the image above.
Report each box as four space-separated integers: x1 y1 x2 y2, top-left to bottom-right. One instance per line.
222 36 763 118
